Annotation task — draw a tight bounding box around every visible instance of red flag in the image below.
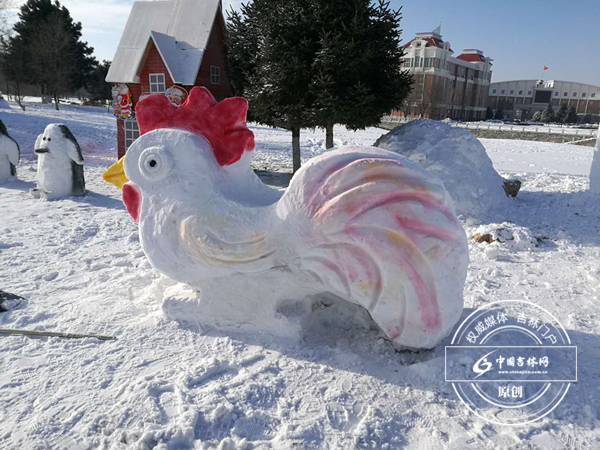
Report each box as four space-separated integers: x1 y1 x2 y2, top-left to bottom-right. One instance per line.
543 66 548 71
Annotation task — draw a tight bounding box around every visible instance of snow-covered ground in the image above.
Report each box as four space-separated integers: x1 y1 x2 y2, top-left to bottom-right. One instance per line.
1 102 599 449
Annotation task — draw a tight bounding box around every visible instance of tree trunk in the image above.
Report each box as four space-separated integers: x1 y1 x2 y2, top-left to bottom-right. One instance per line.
325 124 334 149
54 92 59 110
292 127 301 174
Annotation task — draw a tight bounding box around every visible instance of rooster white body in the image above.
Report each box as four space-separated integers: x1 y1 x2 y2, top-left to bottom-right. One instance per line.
122 128 468 349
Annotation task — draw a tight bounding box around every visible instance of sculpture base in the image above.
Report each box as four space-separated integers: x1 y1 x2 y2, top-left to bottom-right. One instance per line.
161 283 377 343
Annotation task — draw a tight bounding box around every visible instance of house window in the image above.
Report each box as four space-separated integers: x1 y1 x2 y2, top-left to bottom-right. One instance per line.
510 90 514 94
554 91 558 96
592 93 596 98
501 90 505 94
492 89 497 94
582 92 586 97
519 90 523 95
124 120 140 150
149 73 166 93
564 92 568 96
573 93 577 97
211 66 221 84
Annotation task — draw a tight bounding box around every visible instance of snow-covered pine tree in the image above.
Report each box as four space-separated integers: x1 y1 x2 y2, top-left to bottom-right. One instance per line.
555 104 568 123
494 108 504 120
541 103 555 123
565 106 578 124
309 0 412 148
532 110 542 122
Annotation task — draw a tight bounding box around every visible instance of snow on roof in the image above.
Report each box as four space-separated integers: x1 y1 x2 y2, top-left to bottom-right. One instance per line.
106 0 221 85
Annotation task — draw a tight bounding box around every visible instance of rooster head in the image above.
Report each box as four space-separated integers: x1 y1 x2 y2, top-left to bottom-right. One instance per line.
102 87 255 222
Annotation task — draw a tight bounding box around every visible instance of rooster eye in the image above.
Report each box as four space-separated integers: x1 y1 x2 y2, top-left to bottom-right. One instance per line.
139 146 172 181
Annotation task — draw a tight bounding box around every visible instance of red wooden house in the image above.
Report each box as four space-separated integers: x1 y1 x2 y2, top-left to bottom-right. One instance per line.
106 0 233 159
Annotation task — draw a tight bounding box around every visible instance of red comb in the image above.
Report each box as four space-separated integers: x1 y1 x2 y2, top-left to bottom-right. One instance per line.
135 87 254 166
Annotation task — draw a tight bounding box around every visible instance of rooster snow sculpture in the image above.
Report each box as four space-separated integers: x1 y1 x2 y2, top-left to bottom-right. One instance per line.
0 120 19 183
32 124 86 199
103 87 468 349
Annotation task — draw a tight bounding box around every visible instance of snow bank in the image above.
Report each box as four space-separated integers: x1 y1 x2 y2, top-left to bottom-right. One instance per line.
374 119 508 217
589 124 600 193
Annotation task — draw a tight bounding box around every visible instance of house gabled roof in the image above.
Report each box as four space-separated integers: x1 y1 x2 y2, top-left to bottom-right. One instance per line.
106 0 222 85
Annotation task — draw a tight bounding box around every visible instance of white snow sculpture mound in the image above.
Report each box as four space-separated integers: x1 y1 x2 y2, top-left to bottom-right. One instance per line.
32 124 86 199
375 119 508 217
590 124 600 194
0 120 19 183
104 87 469 350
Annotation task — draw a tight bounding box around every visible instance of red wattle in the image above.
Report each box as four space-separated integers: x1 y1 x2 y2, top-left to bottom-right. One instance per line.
122 183 141 223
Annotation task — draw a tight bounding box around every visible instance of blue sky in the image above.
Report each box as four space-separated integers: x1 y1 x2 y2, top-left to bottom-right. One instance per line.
12 0 600 86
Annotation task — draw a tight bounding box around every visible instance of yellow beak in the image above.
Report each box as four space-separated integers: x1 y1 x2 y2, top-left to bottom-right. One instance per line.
103 156 128 190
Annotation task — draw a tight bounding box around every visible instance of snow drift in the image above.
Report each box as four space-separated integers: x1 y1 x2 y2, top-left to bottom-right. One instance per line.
374 119 509 217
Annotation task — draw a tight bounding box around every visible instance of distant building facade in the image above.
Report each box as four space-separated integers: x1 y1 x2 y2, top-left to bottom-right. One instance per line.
487 80 600 121
396 27 493 121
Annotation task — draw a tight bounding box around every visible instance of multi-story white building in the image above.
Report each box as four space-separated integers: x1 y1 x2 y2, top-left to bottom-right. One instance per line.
397 27 493 120
487 80 600 121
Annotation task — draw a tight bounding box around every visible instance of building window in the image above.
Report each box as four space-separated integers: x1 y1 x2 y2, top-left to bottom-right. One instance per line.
519 90 523 95
573 93 577 97
564 92 568 96
592 93 596 98
528 91 532 95
149 73 166 93
554 91 558 96
501 90 505 94
124 120 140 150
510 90 514 94
492 89 497 94
210 66 221 84
582 92 586 97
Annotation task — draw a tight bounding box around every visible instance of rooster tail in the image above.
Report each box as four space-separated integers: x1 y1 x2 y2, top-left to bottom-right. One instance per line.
282 147 466 345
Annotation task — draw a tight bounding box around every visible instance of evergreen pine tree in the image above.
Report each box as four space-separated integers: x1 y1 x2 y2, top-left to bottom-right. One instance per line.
86 60 112 104
555 104 568 123
3 0 96 110
565 106 578 124
227 0 319 172
226 0 413 168
540 103 555 123
494 108 504 120
485 106 494 120
309 0 412 148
